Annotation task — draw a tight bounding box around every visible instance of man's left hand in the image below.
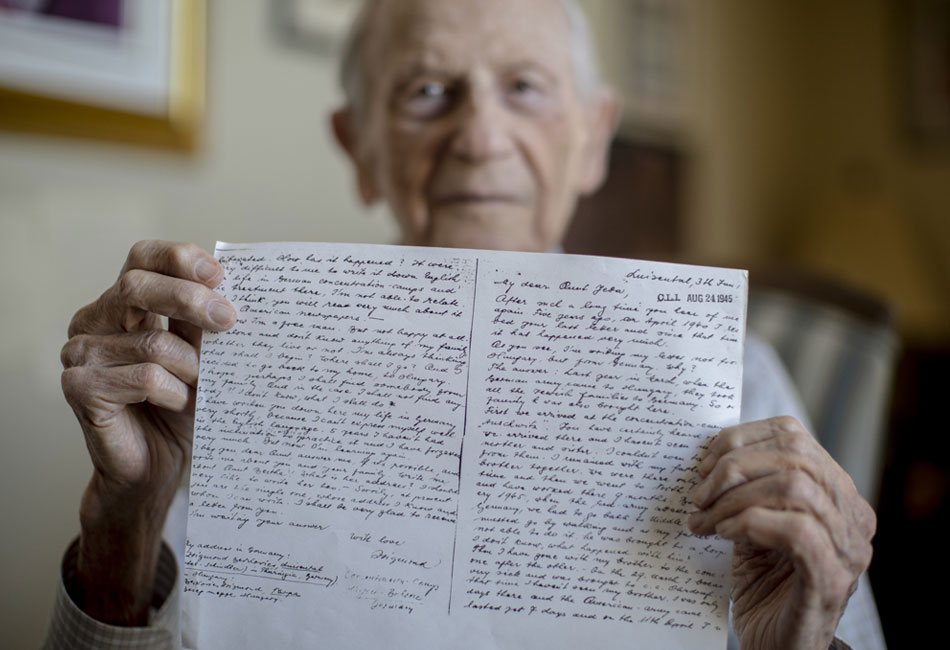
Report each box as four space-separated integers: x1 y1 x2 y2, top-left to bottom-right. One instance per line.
688 416 876 650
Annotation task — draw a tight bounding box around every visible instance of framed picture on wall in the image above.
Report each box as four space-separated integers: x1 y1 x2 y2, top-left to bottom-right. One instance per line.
0 0 205 150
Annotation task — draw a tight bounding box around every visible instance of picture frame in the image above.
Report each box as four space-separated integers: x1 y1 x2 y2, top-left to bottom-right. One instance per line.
0 0 205 150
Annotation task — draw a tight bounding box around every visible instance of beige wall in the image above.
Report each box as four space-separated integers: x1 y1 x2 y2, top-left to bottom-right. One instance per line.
0 3 395 647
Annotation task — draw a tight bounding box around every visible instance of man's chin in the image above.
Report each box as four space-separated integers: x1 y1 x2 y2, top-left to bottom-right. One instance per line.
427 227 536 253
423 207 549 253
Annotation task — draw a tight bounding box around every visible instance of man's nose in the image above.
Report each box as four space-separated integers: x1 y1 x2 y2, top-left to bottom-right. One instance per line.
449 87 515 163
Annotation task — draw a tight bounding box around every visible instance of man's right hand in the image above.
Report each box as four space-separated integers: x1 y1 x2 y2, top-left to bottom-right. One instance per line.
60 240 236 625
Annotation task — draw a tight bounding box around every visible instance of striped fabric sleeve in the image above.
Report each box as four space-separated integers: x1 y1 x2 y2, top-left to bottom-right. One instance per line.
741 337 888 650
42 538 180 650
834 572 888 650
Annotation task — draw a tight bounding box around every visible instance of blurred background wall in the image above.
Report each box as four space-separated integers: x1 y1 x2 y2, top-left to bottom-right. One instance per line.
682 0 950 344
0 1 947 648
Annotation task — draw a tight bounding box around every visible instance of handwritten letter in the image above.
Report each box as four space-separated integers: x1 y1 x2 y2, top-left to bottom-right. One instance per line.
184 242 746 649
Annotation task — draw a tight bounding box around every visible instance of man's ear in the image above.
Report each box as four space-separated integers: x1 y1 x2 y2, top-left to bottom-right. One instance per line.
330 108 381 206
578 88 620 196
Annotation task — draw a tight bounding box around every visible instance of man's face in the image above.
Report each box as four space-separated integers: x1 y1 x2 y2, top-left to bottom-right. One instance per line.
337 0 615 252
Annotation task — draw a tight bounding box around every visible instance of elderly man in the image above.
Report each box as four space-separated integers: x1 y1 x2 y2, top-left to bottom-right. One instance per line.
44 1 883 649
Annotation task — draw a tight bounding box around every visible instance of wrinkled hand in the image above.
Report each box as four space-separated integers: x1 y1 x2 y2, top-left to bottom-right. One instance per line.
60 240 236 623
687 416 875 650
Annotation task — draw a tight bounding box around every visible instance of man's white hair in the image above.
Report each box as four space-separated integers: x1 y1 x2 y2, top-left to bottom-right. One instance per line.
338 0 604 117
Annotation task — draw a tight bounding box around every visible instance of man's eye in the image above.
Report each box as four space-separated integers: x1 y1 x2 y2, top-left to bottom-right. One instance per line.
399 80 453 118
417 82 446 98
506 76 551 112
512 79 534 94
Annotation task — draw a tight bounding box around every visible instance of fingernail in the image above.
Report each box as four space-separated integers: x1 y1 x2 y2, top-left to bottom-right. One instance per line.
687 511 703 532
698 454 714 476
196 259 221 283
208 301 235 328
690 482 707 507
715 520 734 538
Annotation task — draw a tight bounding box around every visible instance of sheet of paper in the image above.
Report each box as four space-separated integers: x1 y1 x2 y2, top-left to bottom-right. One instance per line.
184 242 746 650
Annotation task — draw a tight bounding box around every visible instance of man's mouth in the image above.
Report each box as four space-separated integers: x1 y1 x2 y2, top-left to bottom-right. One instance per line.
433 193 524 205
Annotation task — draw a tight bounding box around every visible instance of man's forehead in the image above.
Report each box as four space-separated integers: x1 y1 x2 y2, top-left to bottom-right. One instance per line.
363 0 574 72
